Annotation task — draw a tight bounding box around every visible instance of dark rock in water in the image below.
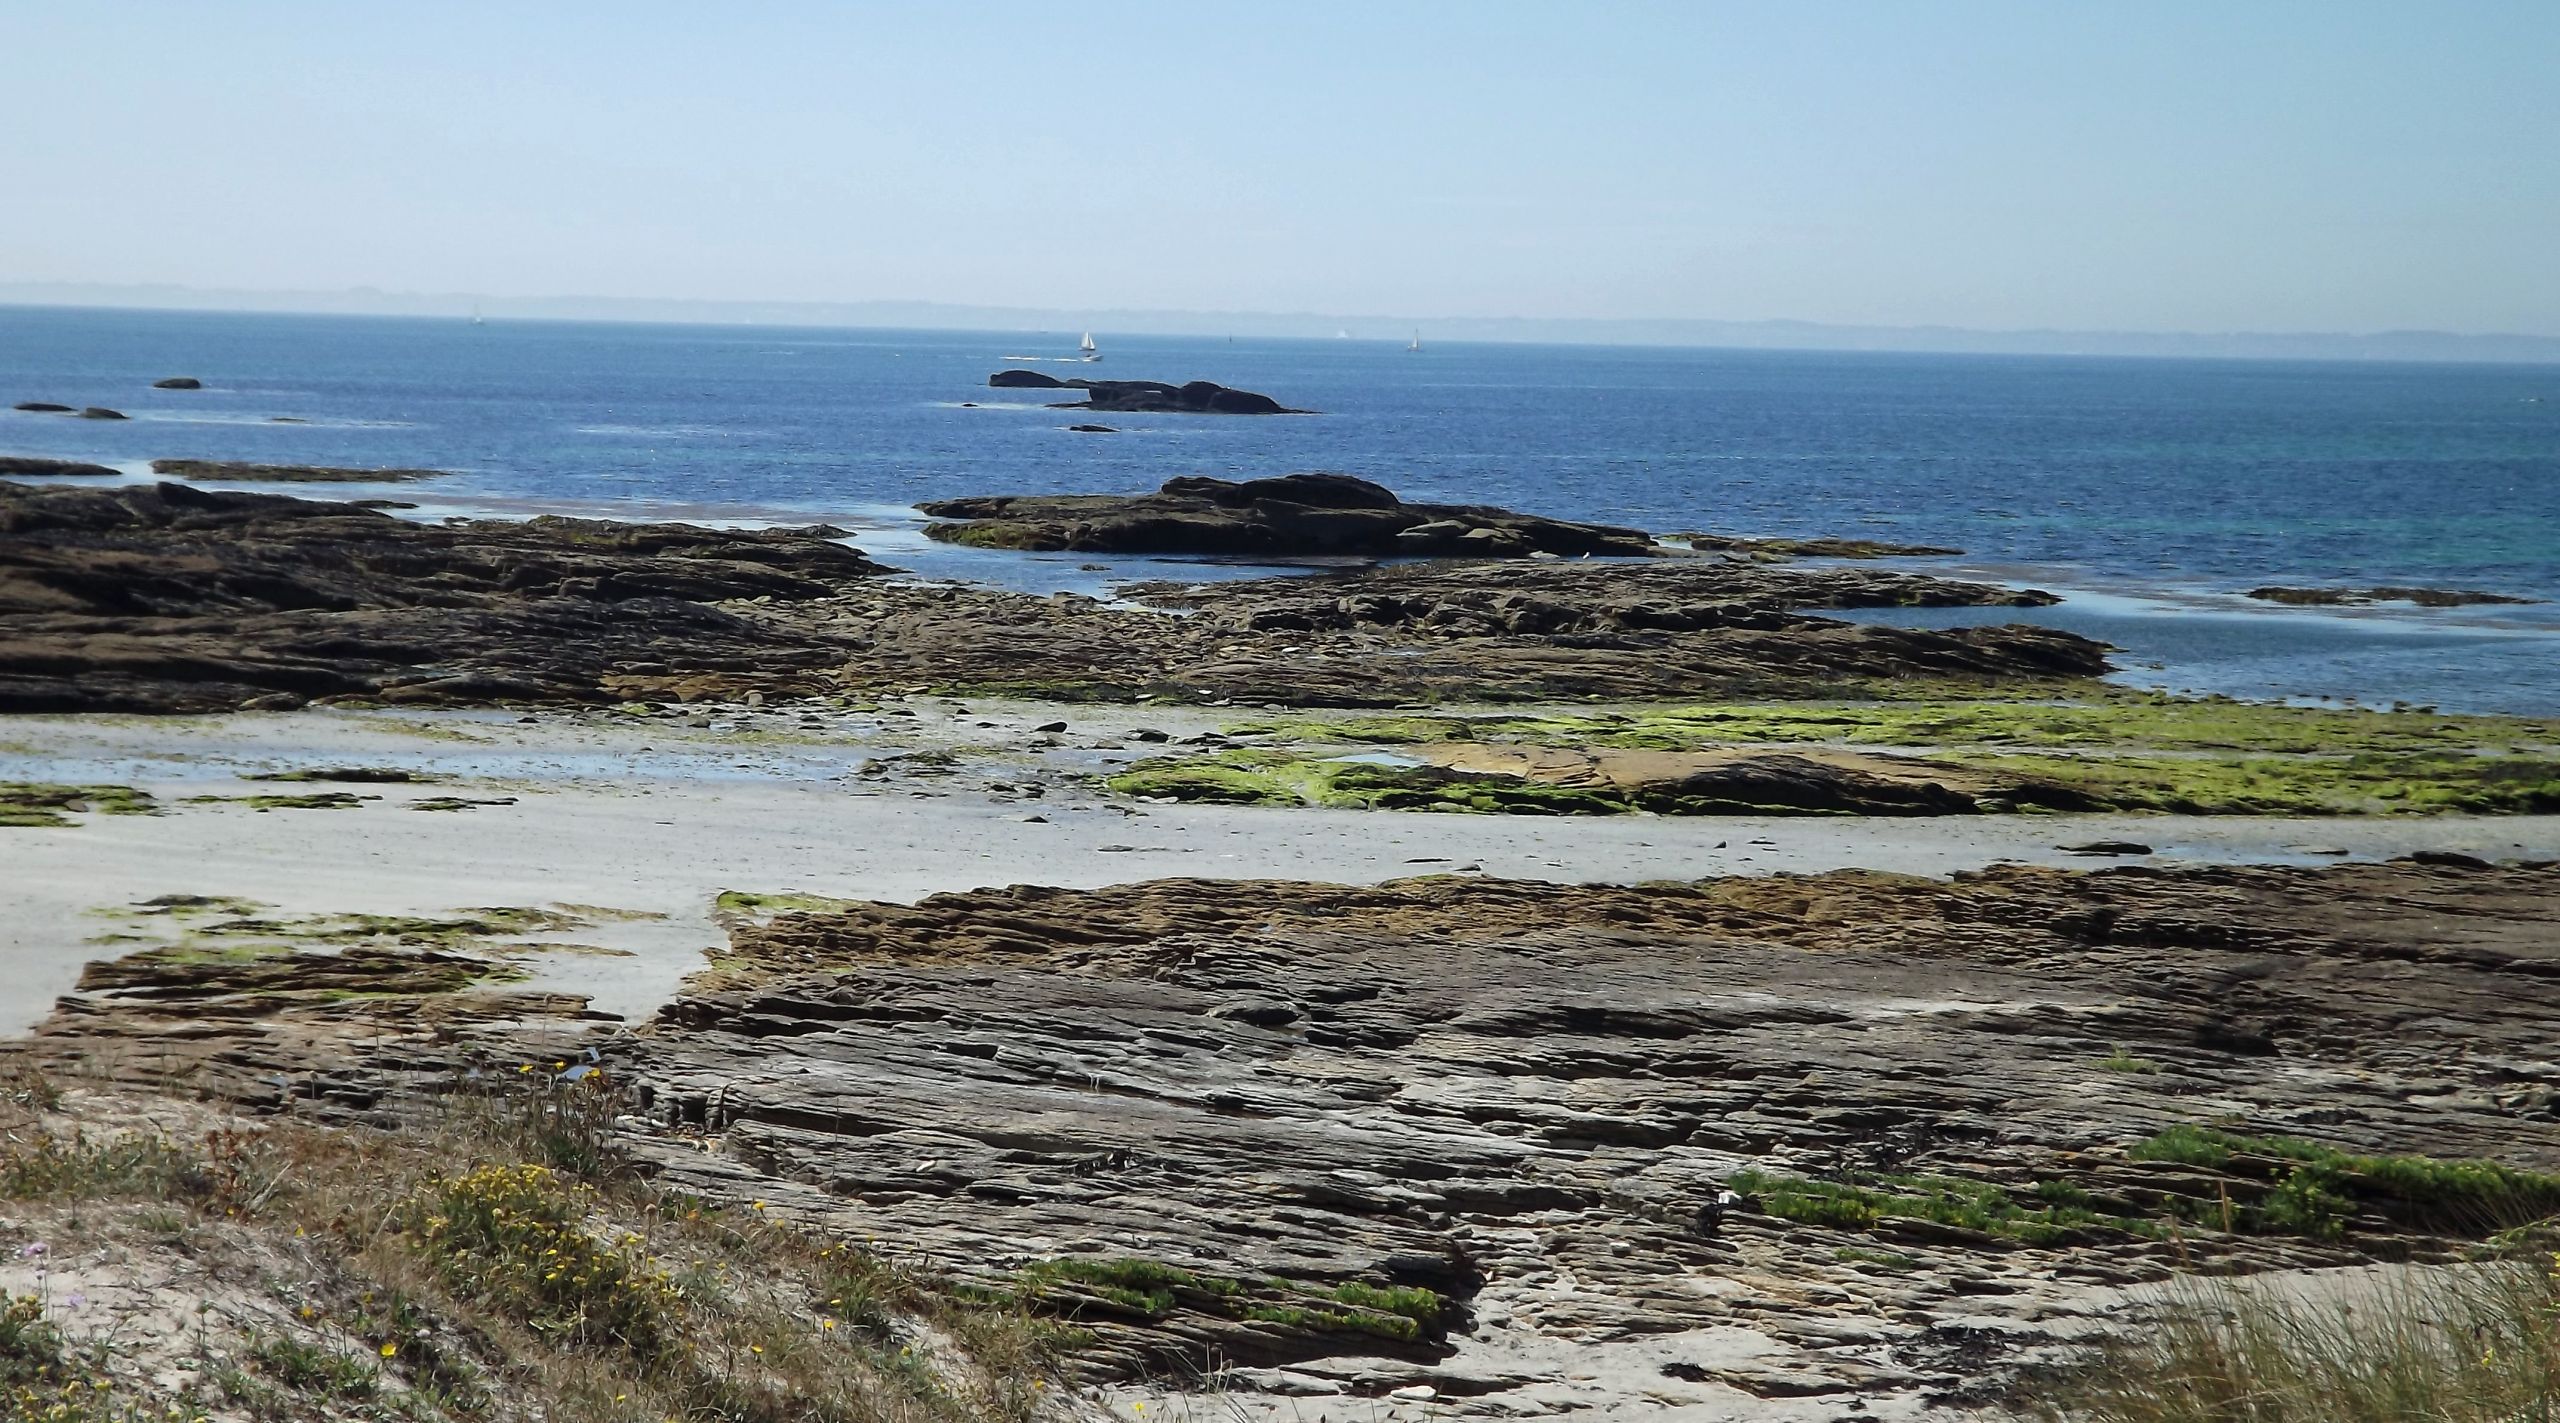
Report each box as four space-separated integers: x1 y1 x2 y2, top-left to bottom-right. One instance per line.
1069 379 1303 415
13 402 75 414
79 407 128 420
2403 850 2494 869
152 377 203 390
1683 533 1962 559
920 473 1656 559
269 416 310 424
2061 840 2154 856
984 371 1306 414
1066 424 1118 433
0 456 119 478
150 459 448 484
347 499 418 510
2247 584 2537 608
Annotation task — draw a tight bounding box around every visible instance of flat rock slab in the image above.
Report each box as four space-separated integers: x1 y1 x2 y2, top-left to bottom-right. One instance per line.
604 859 2560 1408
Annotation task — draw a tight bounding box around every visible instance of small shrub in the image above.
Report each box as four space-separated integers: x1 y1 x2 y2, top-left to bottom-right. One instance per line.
403 1163 681 1356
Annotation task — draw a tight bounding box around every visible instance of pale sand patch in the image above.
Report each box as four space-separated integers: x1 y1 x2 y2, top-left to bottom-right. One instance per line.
4 704 2554 1035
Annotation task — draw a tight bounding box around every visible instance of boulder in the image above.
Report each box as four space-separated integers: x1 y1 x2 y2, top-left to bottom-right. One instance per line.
78 407 128 420
152 377 204 390
989 369 1068 389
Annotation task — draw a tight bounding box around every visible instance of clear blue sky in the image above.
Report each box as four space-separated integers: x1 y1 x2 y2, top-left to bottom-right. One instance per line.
9 2 2556 333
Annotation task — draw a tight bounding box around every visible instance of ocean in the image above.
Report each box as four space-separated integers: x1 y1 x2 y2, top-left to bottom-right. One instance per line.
4 304 2556 713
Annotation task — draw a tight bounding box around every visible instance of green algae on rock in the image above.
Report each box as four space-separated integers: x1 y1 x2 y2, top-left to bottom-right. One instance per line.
0 782 159 827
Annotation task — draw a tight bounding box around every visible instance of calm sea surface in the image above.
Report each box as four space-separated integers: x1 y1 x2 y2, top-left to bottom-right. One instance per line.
3 305 2556 712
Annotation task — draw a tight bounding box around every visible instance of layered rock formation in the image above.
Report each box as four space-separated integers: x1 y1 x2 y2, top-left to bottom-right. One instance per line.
0 479 885 712
920 472 1659 557
607 859 2560 1409
0 480 2104 711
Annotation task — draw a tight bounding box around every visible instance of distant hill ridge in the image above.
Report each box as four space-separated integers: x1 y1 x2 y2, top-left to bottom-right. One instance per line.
7 282 2559 364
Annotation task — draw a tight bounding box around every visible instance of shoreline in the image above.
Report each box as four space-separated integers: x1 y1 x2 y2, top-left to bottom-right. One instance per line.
6 463 2553 714
5 699 2556 1035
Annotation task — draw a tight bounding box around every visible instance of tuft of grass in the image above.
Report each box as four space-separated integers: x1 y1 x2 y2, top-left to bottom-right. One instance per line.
2051 1255 2560 1423
1002 1257 1445 1343
247 1334 377 1398
2130 1126 2560 1237
2096 1048 2163 1074
1730 1168 2162 1246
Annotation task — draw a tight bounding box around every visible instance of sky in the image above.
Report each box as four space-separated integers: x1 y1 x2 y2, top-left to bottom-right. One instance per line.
8 2 2558 336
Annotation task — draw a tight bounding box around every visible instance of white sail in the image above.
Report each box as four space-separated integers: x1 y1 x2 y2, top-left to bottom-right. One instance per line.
1408 330 1421 352
1080 332 1098 352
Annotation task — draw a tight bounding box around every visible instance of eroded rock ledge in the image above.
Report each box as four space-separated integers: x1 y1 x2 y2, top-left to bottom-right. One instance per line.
626 859 2560 1407
0 479 2103 711
0 478 885 712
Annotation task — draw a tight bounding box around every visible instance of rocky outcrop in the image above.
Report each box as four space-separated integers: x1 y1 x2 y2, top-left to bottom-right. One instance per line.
148 459 448 483
26 858 2559 1413
921 473 1658 558
0 481 2104 712
151 377 203 390
11 402 75 413
601 859 2560 1408
985 371 1307 414
0 479 886 712
2247 584 2538 608
779 556 2102 704
0 456 118 478
79 407 127 420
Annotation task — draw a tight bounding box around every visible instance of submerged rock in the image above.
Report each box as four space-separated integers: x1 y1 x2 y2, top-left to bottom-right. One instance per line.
148 459 449 483
0 456 118 478
12 402 75 413
2247 584 2537 608
151 376 204 390
78 406 128 420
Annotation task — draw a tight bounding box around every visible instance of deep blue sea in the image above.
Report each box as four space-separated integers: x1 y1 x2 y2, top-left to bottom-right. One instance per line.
4 305 2556 713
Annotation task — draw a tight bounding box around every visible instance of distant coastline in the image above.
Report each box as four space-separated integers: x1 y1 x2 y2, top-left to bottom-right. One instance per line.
8 283 2560 365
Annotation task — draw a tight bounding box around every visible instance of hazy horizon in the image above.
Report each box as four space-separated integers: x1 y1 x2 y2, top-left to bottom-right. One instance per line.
12 282 2560 366
8 4 2556 343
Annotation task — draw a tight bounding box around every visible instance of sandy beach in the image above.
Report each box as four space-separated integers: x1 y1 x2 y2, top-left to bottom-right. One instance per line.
8 699 2554 1034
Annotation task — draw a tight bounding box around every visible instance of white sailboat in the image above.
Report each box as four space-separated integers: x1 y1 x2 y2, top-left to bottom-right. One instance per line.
1079 332 1100 362
1408 330 1422 353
